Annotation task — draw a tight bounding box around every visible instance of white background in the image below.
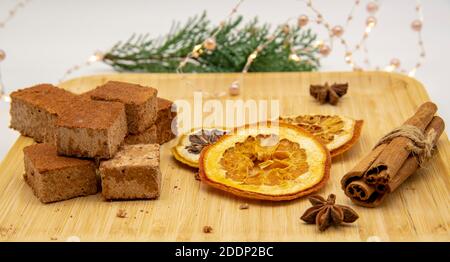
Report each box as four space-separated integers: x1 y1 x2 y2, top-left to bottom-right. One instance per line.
0 0 449 160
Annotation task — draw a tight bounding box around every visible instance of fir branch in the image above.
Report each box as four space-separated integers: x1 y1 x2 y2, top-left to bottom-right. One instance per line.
103 12 320 73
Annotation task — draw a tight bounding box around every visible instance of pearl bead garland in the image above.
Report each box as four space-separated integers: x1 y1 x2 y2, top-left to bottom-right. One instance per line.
0 0 429 104
304 0 426 77
0 1 33 102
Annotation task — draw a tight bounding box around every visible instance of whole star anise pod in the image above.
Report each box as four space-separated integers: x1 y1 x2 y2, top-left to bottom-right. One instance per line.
310 82 348 105
185 129 227 154
301 194 359 231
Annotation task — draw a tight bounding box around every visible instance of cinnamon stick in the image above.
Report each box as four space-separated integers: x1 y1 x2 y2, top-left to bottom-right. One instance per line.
341 102 445 207
341 144 385 187
345 180 375 201
387 116 445 192
364 102 437 189
340 144 386 207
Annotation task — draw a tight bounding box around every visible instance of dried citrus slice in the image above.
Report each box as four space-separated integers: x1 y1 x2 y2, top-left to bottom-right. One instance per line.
279 115 363 157
199 122 331 201
172 128 228 168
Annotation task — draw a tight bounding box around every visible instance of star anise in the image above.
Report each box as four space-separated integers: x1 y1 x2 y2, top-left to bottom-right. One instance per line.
185 129 227 154
301 194 359 231
310 82 348 105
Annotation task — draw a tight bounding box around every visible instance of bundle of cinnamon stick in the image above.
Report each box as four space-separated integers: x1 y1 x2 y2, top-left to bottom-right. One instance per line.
341 102 445 207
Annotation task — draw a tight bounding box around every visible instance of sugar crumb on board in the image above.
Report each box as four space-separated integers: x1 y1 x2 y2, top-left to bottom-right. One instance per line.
116 209 127 218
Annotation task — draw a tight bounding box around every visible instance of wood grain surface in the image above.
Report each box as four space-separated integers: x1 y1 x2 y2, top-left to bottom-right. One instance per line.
0 72 448 241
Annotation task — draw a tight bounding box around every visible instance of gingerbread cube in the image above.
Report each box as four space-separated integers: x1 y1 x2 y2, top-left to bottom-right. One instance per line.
100 144 161 200
55 99 127 159
10 84 76 143
23 143 97 203
87 81 158 134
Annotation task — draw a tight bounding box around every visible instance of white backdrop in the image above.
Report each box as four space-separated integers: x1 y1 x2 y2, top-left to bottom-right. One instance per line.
0 0 449 160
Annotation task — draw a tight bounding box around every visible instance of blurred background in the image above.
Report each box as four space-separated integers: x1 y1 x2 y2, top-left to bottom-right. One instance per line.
0 0 449 160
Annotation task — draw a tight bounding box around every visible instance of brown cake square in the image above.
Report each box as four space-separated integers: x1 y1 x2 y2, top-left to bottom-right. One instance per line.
10 84 76 143
156 118 176 144
124 124 157 145
124 98 177 145
23 143 97 203
87 81 158 134
55 99 127 159
156 98 177 144
157 97 176 120
100 144 161 200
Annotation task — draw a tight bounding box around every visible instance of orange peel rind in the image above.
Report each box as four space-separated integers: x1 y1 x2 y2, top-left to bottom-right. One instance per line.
279 115 363 157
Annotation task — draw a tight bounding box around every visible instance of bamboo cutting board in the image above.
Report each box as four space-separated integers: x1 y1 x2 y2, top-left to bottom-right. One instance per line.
0 72 449 242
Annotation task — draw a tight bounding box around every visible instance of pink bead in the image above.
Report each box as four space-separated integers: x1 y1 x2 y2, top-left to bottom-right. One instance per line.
331 25 344 37
366 2 379 14
229 81 240 96
298 15 309 27
204 38 217 51
319 45 331 56
411 19 422 31
0 49 5 62
390 58 400 67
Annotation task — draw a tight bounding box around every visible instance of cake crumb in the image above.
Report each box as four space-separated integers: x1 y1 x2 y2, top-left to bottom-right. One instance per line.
50 237 58 241
203 226 213 234
174 185 178 189
194 172 201 181
239 203 249 210
140 209 144 213
116 209 127 218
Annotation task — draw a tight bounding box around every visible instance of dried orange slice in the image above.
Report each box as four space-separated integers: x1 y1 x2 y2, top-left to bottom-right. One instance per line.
199 122 331 201
172 128 228 168
279 115 363 157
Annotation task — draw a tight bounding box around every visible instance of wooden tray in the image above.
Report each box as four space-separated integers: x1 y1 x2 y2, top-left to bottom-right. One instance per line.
0 72 449 241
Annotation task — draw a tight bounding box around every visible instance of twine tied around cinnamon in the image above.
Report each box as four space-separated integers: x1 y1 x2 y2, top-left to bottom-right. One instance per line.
374 124 436 166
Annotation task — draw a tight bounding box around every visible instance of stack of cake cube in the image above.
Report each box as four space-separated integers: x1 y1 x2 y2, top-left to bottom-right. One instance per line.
10 81 177 203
